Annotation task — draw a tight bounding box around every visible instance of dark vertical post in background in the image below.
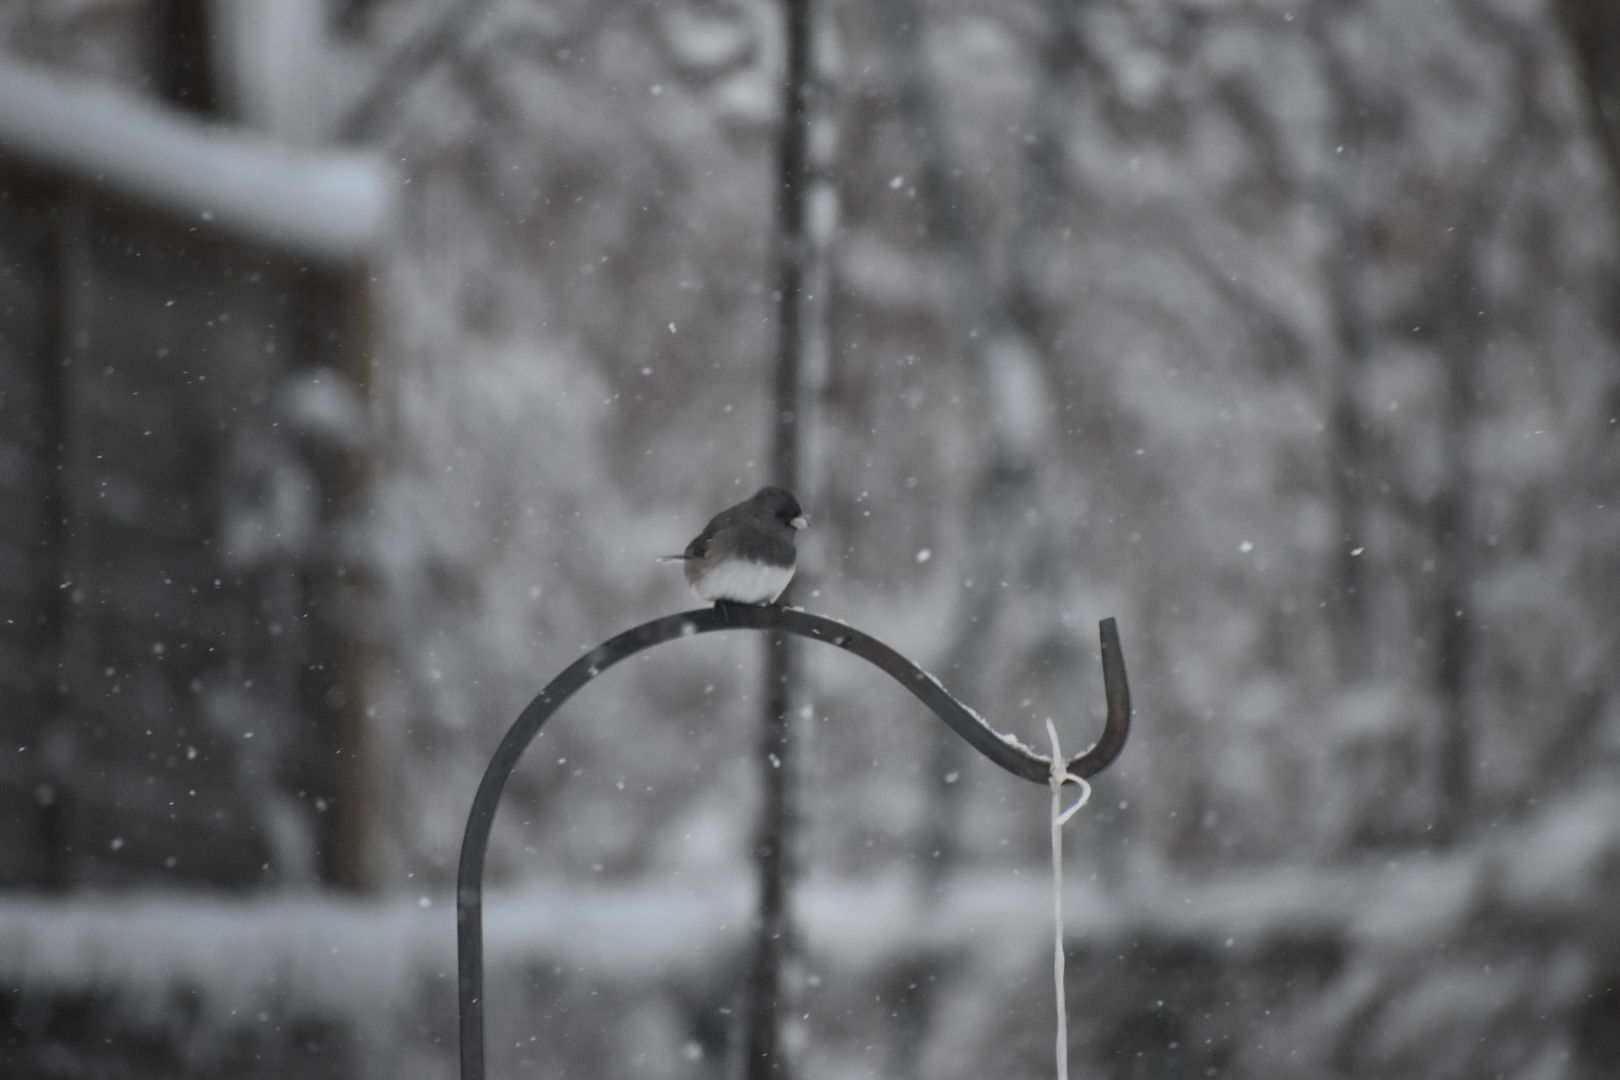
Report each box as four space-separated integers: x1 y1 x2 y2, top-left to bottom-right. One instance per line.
293 272 377 892
32 197 87 892
1430 257 1480 848
150 0 222 116
745 0 814 1075
1553 0 1620 617
1308 7 1374 683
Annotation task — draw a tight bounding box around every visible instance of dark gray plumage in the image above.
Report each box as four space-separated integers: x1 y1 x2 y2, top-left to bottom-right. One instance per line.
661 487 807 604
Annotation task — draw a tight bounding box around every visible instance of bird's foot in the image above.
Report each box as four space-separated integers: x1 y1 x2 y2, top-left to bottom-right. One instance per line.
711 599 778 620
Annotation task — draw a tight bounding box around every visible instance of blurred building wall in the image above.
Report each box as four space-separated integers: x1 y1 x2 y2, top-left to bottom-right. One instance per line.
0 62 387 893
0 43 391 1077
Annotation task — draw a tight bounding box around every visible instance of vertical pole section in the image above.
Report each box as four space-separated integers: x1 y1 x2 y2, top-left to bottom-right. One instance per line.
457 762 496 1080
748 0 813 1075
771 0 811 493
747 635 799 1077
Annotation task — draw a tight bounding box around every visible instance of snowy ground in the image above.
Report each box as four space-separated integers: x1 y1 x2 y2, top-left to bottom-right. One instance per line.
5 784 1615 1078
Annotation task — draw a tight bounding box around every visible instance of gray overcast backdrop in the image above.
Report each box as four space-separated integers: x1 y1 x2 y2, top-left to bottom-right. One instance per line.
1 2 1617 1079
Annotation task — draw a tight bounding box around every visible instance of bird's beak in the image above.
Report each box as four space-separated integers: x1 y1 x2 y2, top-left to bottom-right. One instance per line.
790 515 809 530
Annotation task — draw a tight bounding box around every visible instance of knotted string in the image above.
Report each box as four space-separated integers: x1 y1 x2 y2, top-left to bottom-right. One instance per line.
1045 718 1091 1080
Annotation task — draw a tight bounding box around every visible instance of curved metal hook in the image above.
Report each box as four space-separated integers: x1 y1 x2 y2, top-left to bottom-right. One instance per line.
457 605 1130 1079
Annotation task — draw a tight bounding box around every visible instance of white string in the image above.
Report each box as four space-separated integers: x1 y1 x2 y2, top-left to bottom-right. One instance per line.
1045 718 1091 1080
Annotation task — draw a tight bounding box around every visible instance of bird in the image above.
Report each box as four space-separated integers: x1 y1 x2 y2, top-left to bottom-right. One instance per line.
660 486 808 605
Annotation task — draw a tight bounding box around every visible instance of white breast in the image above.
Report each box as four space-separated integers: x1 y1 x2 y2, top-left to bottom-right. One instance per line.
692 559 795 604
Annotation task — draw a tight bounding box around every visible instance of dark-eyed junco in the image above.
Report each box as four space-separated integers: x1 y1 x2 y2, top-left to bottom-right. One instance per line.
660 486 808 604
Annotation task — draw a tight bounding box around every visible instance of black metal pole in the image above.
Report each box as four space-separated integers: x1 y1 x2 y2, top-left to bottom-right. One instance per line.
771 0 812 496
456 605 1129 1080
753 0 816 1072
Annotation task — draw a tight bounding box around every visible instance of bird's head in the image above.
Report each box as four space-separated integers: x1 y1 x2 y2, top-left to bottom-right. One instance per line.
753 486 808 530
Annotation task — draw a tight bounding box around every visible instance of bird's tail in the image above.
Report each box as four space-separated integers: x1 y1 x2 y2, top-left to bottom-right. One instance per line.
655 555 690 563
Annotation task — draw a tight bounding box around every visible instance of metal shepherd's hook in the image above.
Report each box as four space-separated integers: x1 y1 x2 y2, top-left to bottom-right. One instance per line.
455 604 1132 1080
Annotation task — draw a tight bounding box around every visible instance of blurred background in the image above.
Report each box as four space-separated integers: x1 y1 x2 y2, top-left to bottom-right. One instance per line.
2 1 1618 1078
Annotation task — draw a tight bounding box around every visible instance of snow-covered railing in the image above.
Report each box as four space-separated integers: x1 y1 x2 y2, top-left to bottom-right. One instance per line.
455 604 1131 1080
0 60 394 264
